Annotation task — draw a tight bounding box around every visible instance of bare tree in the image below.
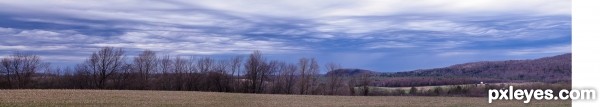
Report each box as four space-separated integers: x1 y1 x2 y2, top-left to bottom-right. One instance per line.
197 57 214 73
173 56 189 90
157 55 173 90
132 50 158 89
41 66 63 88
73 64 92 89
244 50 270 93
297 58 309 94
258 60 274 93
358 73 373 96
0 57 8 88
229 55 243 92
307 58 320 94
192 57 214 91
208 59 230 92
296 57 320 94
325 63 342 95
347 76 357 96
269 60 285 94
0 52 47 88
113 63 134 89
81 47 126 89
282 63 297 94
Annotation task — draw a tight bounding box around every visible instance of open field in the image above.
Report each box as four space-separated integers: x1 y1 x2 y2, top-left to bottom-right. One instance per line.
0 89 569 107
361 82 570 95
378 82 544 90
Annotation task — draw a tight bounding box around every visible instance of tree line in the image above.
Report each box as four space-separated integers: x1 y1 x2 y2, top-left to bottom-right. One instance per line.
1 47 372 96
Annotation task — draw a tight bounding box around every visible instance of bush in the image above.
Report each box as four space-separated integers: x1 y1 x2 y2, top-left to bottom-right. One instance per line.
409 87 418 95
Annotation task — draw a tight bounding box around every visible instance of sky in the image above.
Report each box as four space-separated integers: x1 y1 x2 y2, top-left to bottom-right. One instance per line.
0 0 571 72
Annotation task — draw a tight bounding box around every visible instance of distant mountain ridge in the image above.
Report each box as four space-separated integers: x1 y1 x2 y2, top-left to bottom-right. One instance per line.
388 53 571 83
326 69 378 77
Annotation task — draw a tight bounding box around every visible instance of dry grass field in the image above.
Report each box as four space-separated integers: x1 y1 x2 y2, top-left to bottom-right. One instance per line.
0 89 569 107
366 82 567 94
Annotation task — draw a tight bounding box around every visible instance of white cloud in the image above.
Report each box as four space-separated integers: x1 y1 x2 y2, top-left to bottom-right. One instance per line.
315 18 397 34
39 55 88 62
0 27 307 56
14 18 108 29
527 19 571 29
0 27 16 33
0 0 570 29
312 18 517 40
403 20 486 34
0 0 571 42
0 45 69 51
427 41 470 50
173 0 570 18
403 20 460 31
0 28 104 46
508 44 572 55
95 31 307 55
363 41 417 49
309 34 335 39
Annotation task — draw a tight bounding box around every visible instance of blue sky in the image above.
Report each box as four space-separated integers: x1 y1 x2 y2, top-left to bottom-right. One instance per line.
0 0 571 72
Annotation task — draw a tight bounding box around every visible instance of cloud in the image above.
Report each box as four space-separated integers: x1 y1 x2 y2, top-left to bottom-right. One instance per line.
0 0 571 71
38 55 88 62
90 31 309 55
0 27 16 33
508 44 572 55
314 18 394 34
0 0 570 30
363 41 417 49
0 27 308 57
172 0 570 18
0 0 571 42
400 20 501 36
0 45 70 51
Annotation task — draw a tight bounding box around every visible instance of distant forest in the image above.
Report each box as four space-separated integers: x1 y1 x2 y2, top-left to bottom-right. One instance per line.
376 53 571 87
1 47 366 95
0 47 571 96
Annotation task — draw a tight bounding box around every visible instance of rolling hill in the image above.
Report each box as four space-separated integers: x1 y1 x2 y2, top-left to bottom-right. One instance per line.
325 69 378 77
375 53 571 87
